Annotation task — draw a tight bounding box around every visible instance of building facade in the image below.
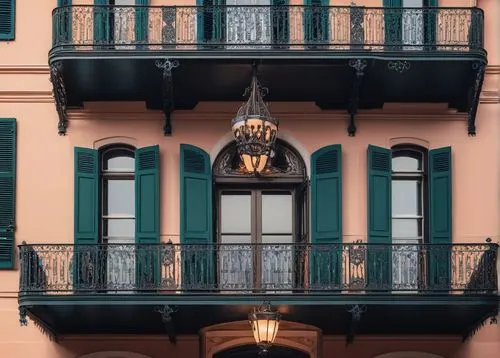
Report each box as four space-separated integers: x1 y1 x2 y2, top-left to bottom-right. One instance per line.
0 0 499 358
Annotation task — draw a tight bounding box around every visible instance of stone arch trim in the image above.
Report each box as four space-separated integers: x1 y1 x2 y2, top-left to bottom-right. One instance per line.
93 136 138 149
210 130 311 177
201 320 321 358
372 352 446 358
78 352 152 358
388 137 430 149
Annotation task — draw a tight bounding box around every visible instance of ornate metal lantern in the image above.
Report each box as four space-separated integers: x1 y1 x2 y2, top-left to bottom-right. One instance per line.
248 301 281 354
231 66 279 175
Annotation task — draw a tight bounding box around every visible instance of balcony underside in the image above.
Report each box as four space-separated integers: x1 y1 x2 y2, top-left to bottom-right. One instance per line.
56 53 481 108
19 294 499 340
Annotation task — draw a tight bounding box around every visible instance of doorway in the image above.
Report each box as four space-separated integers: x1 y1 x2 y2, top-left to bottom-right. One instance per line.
214 344 309 358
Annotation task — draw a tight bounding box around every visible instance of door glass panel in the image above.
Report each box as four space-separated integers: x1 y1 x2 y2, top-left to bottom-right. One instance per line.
392 218 421 240
262 193 293 234
261 193 293 290
392 180 421 216
221 192 252 233
402 0 424 50
226 0 272 49
105 155 135 171
220 192 253 290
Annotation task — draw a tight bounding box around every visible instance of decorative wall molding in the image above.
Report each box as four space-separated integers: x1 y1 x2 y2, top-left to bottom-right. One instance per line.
0 65 50 75
0 91 54 103
68 109 468 122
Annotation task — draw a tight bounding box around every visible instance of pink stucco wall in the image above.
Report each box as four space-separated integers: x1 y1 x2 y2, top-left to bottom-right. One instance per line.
0 1 499 358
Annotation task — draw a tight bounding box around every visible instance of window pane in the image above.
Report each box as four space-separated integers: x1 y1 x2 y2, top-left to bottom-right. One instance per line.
221 193 252 234
220 235 252 244
392 180 421 215
106 179 135 215
262 235 293 244
105 218 135 238
106 156 135 171
392 218 421 240
392 156 420 172
262 193 293 234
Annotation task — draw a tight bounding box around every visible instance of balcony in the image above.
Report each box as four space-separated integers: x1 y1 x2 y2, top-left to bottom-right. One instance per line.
49 5 486 136
18 242 498 340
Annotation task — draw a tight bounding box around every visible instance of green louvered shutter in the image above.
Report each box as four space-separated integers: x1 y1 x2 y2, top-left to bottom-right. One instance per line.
304 0 329 44
135 0 148 45
180 144 214 290
271 0 289 46
94 0 109 44
310 145 342 289
57 0 72 46
425 0 438 47
367 145 392 290
74 147 99 289
383 0 402 49
428 147 452 290
135 145 160 289
0 0 15 40
0 119 16 269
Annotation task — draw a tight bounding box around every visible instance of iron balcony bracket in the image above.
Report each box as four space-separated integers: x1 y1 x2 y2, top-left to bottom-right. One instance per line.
156 59 180 136
467 61 486 136
347 59 367 137
345 304 367 345
49 61 68 136
462 305 498 342
155 305 178 343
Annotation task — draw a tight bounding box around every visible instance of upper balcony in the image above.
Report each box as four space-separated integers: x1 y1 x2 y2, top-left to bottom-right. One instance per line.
48 5 486 136
18 241 499 341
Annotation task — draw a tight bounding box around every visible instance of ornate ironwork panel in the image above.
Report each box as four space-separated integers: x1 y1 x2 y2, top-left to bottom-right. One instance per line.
19 241 498 294
51 5 484 52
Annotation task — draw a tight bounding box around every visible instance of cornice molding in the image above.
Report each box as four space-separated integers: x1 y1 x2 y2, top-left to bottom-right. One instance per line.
68 109 467 122
485 65 500 75
0 91 54 103
0 65 50 75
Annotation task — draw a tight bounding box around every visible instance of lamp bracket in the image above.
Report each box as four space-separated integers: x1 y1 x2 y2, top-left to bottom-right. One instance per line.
154 305 178 344
155 59 180 136
346 304 367 345
347 59 367 136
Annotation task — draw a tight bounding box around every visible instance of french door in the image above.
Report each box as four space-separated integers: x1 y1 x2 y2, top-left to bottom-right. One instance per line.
217 189 295 291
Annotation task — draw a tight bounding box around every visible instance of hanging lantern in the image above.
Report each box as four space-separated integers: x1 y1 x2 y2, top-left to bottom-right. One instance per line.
248 301 281 354
231 65 279 175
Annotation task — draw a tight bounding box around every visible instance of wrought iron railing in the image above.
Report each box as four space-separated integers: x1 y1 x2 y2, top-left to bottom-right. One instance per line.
51 5 484 52
19 242 497 294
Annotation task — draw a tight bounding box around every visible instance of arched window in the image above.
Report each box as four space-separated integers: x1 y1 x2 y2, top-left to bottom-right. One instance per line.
391 145 428 290
391 145 428 245
99 145 136 245
212 139 307 291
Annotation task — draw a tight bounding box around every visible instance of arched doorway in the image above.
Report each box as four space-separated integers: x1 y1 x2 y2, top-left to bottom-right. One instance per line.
214 344 309 358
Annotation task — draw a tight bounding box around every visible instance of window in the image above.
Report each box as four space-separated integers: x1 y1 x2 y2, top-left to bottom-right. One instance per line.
391 146 427 290
100 145 136 290
218 189 295 290
0 0 15 41
213 140 306 292
100 146 136 245
74 144 160 291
